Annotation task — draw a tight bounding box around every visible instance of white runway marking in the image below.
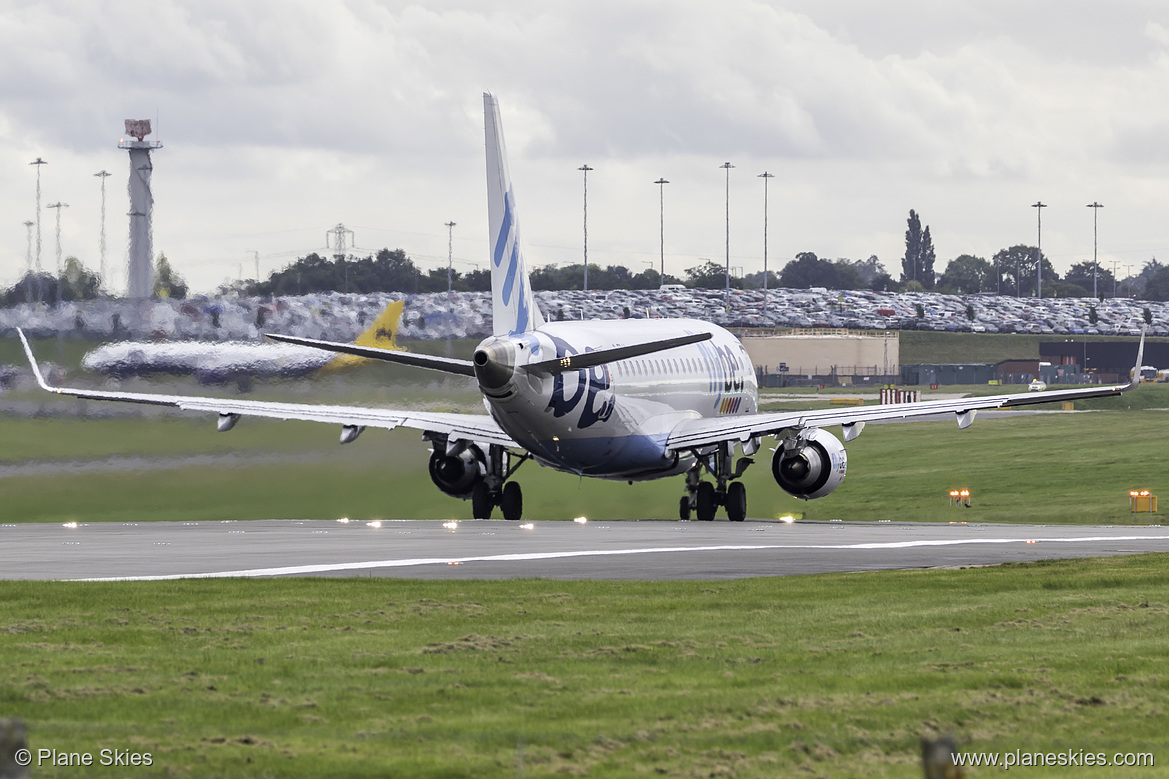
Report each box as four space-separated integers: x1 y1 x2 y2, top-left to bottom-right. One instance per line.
72 534 1169 582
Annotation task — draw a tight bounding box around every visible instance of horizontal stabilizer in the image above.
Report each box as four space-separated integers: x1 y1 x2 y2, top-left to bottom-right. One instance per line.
265 333 476 377
523 332 713 375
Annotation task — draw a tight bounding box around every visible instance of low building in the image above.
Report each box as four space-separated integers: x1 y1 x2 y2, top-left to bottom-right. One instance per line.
740 329 899 387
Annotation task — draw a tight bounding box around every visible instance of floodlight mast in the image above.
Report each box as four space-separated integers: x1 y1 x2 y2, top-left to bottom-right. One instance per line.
119 120 162 299
95 170 112 292
445 221 456 296
579 164 592 292
1087 202 1103 299
721 162 734 308
46 202 69 308
22 220 34 305
1032 201 1046 299
29 157 47 304
758 171 774 313
654 178 669 287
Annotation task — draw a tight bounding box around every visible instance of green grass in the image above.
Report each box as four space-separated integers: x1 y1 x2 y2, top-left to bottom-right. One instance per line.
3 403 1167 525
897 330 1169 364
3 556 1167 777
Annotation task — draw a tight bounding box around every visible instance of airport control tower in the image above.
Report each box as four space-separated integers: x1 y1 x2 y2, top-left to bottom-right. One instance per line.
119 120 162 298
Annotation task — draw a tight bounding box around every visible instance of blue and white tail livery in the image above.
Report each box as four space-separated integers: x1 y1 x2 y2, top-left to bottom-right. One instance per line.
484 92 544 337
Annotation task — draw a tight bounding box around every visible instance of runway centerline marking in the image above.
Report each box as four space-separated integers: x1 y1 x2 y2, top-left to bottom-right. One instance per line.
70 534 1169 582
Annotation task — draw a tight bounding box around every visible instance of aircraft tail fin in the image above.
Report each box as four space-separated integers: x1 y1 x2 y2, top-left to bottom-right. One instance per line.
484 92 544 337
320 300 406 373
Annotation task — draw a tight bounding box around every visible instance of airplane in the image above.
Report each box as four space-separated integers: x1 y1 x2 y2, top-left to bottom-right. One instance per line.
79 300 406 386
19 93 1146 521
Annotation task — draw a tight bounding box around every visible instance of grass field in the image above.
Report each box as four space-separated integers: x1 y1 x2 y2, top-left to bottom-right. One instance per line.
3 556 1167 777
3 332 1168 777
3 395 1165 524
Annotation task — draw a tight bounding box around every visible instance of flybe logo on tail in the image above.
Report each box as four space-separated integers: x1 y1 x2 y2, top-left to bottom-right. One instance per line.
493 188 532 334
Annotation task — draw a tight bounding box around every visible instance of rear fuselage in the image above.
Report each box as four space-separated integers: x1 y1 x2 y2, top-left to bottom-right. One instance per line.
475 319 757 479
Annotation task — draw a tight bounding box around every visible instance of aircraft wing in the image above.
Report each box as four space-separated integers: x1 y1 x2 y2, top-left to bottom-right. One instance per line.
18 329 515 448
668 328 1145 451
666 377 1136 450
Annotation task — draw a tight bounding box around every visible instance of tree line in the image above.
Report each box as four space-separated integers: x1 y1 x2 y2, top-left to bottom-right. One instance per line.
8 214 1169 302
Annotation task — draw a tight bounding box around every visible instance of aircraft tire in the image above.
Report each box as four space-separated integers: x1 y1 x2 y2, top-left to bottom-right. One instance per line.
679 496 691 521
471 481 494 520
501 481 523 521
696 482 717 521
726 481 747 522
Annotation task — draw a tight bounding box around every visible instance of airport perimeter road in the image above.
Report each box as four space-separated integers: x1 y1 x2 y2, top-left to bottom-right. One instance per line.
4 519 1169 581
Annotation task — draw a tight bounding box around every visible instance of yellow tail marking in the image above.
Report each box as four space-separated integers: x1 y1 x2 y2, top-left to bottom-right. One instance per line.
318 300 406 373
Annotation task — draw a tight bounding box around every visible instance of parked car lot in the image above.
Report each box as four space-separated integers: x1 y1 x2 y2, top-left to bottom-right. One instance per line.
1 286 1166 343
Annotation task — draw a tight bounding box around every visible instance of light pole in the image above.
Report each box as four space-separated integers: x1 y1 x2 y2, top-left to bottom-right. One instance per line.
22 220 34 305
654 177 669 287
1086 202 1103 299
579 164 593 292
758 171 774 313
444 221 456 297
46 201 68 308
1032 201 1046 298
29 157 47 303
95 170 111 291
721 162 734 308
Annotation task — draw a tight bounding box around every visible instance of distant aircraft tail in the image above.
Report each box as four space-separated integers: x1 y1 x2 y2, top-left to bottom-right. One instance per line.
484 92 544 337
319 299 406 373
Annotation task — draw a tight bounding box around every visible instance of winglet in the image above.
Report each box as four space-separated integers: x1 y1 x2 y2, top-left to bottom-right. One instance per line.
17 328 55 392
1130 325 1148 387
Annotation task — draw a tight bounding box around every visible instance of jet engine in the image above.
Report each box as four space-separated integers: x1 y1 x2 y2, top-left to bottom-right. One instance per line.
771 428 847 500
428 447 485 499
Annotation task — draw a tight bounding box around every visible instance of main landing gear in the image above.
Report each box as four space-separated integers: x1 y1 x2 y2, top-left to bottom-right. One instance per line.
471 444 530 521
679 441 752 522
472 480 524 521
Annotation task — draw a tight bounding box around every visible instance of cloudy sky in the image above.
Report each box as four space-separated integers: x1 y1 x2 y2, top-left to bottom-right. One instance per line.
4 0 1169 295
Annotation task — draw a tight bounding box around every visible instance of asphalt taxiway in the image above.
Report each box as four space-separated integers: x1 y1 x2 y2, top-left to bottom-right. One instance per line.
4 518 1169 581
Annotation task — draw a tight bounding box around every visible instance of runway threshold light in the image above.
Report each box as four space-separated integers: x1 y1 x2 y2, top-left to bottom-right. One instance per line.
1130 490 1158 514
949 489 972 508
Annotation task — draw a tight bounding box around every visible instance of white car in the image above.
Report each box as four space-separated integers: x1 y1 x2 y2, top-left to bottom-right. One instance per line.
1029 379 1047 392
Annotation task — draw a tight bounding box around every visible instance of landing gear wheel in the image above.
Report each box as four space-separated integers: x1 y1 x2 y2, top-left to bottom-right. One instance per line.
679 496 691 521
500 481 523 521
471 481 494 520
726 481 747 522
696 482 717 522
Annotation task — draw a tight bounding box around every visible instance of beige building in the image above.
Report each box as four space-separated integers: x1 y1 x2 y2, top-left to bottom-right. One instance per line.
739 329 900 386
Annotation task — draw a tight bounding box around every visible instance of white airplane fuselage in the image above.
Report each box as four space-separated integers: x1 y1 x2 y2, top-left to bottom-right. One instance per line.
475 318 757 480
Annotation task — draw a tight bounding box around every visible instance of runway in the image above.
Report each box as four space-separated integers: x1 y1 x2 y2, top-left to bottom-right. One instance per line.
4 518 1169 581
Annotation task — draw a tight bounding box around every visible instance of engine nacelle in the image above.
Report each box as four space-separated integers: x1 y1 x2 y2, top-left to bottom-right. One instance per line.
771 428 847 500
428 447 485 499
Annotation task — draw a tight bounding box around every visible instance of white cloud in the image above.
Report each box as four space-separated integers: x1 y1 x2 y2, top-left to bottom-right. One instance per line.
5 0 1169 294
